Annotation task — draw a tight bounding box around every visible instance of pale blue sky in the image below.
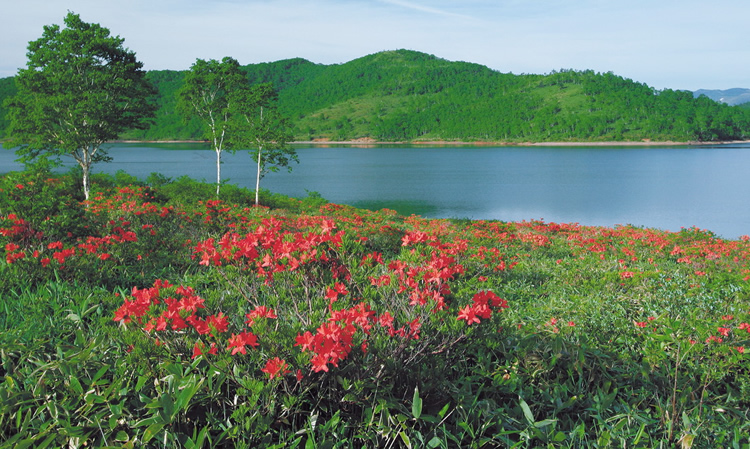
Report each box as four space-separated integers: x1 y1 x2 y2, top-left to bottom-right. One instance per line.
3 0 748 91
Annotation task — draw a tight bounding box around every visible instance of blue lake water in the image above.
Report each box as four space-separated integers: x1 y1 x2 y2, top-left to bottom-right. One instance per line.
2 142 749 239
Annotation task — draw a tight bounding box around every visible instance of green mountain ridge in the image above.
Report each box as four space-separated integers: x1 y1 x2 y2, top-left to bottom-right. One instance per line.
693 88 750 106
2 49 750 142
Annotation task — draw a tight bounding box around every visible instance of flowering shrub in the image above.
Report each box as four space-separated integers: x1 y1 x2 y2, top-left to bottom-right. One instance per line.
2 170 750 447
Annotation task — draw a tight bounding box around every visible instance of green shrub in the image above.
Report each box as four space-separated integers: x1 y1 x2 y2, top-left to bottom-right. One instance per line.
2 170 749 447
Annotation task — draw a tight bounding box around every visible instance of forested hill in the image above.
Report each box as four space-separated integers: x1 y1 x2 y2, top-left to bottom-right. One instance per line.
2 49 750 142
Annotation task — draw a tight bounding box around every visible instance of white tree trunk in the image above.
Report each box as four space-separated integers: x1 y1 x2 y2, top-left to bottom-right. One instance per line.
82 164 90 201
76 145 93 201
254 106 265 206
208 110 225 197
255 146 262 206
216 147 221 197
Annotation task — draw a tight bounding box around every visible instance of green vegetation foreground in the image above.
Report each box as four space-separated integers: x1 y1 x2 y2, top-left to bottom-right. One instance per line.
1 168 749 448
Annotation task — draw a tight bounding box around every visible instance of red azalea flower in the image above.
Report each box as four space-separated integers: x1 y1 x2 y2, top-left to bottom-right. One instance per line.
245 305 277 325
206 313 229 335
458 305 480 325
192 342 204 359
311 354 330 372
295 331 315 352
227 331 258 355
261 357 290 379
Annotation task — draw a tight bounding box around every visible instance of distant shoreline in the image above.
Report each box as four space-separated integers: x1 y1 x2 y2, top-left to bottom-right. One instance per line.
113 139 750 147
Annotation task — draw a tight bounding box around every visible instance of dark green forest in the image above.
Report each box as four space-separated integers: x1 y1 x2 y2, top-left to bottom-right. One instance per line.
2 49 750 142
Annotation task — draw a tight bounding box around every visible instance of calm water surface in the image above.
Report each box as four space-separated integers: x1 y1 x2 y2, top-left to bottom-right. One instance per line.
2 143 749 239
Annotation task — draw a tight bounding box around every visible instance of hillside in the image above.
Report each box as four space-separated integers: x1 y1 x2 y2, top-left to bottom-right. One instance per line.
3 50 750 142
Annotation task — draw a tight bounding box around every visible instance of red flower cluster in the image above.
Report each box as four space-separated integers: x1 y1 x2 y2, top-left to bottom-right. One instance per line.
4 242 25 264
227 331 259 355
245 305 277 326
0 213 43 243
193 216 344 282
457 291 508 325
1 213 147 268
261 357 291 379
113 279 230 342
294 300 424 373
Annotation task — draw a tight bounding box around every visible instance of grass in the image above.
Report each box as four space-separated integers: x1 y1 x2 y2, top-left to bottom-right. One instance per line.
1 168 749 448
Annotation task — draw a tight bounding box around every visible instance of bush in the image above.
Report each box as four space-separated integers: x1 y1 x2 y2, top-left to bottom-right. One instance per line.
1 170 749 447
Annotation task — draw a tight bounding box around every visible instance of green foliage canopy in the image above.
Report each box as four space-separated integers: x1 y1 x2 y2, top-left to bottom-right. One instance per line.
2 12 155 199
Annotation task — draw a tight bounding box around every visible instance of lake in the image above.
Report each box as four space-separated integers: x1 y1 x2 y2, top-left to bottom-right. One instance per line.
2 142 749 239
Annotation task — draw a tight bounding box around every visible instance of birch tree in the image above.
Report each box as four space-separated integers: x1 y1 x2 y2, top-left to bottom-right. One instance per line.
3 12 155 200
177 57 245 196
230 83 295 205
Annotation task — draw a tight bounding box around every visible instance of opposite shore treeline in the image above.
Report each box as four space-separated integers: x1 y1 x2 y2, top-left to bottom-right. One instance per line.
2 49 750 144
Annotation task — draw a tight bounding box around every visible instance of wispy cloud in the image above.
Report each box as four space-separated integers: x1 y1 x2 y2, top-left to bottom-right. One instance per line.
379 0 477 21
1 0 748 89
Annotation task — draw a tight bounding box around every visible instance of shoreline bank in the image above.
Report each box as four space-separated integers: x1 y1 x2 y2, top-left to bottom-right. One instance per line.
113 139 750 147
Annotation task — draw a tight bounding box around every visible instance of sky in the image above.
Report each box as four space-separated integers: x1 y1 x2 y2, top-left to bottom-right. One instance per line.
2 0 749 91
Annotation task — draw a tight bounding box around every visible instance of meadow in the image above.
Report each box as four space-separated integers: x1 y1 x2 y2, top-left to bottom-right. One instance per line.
1 167 749 448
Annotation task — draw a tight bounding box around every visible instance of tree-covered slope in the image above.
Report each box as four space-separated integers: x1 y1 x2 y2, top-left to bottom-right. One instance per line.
4 50 750 142
271 51 750 142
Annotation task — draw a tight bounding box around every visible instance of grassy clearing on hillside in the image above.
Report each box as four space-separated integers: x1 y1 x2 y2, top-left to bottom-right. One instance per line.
1 168 749 448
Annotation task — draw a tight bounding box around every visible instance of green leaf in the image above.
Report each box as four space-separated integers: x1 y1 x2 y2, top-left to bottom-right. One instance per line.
142 422 166 443
519 398 534 424
175 375 203 413
34 434 57 449
598 430 611 447
135 375 148 392
552 431 567 442
69 375 83 395
534 418 557 428
89 365 109 386
14 437 39 449
633 422 647 445
185 425 210 449
411 386 423 420
158 393 175 420
437 403 450 419
133 416 161 428
399 431 412 449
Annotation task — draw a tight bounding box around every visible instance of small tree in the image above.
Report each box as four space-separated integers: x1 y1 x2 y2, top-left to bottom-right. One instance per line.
3 12 155 200
230 83 296 205
177 57 245 196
